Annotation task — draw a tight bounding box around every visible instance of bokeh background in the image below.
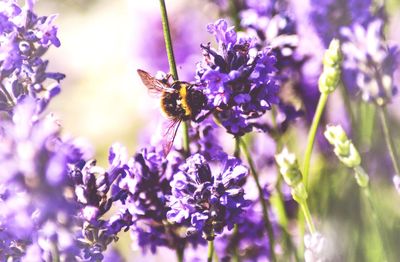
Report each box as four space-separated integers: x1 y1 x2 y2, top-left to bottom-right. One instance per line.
34 0 400 260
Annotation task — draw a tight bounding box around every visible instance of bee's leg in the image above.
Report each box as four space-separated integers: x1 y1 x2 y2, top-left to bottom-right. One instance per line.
160 73 173 85
193 81 205 87
164 73 173 81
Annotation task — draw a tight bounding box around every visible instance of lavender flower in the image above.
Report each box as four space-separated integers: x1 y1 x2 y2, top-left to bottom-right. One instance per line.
112 147 203 254
240 1 299 68
196 19 279 136
70 144 133 261
228 1 310 130
0 97 87 260
243 2 315 123
310 0 371 47
341 19 399 104
167 153 250 240
0 0 64 112
0 100 127 260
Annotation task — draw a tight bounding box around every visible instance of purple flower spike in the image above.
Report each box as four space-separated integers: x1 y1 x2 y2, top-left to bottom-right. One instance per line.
310 0 371 47
207 19 237 48
197 19 279 136
0 97 89 260
341 18 399 104
111 147 204 253
0 0 64 112
167 153 250 240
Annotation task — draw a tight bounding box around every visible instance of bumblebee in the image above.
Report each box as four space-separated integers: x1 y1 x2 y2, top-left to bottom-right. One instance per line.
137 69 207 155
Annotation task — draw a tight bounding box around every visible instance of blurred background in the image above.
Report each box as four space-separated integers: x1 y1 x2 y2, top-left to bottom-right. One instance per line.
35 0 400 260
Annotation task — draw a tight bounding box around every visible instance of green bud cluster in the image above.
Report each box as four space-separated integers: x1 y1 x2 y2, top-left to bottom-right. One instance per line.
324 125 369 187
324 125 361 168
275 148 308 202
319 39 342 94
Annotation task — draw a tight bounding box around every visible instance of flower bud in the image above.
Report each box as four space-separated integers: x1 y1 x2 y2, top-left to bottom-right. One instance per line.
336 142 361 168
319 39 342 94
275 148 303 188
324 125 361 168
304 232 326 262
354 166 369 188
323 39 342 67
319 66 341 93
292 183 308 203
324 124 347 144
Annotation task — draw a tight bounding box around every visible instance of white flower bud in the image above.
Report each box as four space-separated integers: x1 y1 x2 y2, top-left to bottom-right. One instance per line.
304 232 326 262
324 125 361 168
275 148 303 187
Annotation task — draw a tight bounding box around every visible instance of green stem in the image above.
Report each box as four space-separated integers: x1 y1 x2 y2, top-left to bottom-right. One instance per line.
158 0 190 156
269 106 299 261
207 240 215 262
159 0 178 80
271 106 278 132
232 224 240 262
239 139 276 262
303 92 329 188
299 200 316 234
176 247 184 262
269 106 299 260
379 105 400 175
358 102 376 149
297 211 305 258
51 241 60 262
234 136 240 158
271 180 300 262
182 120 190 156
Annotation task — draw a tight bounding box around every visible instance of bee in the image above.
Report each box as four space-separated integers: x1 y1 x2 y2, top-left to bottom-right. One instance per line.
137 69 207 156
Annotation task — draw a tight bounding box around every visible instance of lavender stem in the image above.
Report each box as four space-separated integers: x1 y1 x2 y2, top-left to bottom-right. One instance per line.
158 0 190 156
302 92 329 188
240 138 277 262
158 0 178 80
207 240 215 262
379 105 400 175
176 247 184 262
158 1 189 260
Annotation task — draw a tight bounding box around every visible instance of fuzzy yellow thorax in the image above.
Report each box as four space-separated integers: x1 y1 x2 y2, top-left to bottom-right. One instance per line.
179 84 191 117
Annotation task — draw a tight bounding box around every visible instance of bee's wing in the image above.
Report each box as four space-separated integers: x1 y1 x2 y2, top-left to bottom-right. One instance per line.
161 118 182 156
137 69 175 97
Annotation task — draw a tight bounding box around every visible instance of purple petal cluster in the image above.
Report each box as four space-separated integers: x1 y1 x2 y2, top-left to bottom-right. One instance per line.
0 0 64 112
0 97 87 260
341 19 399 104
112 147 203 253
240 0 298 68
240 1 308 126
69 144 133 261
196 19 279 136
310 0 371 47
167 153 250 240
